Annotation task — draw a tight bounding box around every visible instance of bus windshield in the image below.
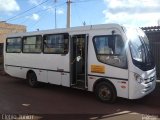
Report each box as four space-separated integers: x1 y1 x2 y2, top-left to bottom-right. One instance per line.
127 28 155 71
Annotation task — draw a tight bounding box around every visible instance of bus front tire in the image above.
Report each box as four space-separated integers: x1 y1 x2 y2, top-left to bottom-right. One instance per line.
95 82 117 103
27 72 39 88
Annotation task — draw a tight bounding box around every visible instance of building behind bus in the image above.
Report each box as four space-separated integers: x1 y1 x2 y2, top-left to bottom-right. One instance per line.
0 21 26 64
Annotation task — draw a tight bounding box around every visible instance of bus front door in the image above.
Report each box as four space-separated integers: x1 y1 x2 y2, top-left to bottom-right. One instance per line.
70 34 88 89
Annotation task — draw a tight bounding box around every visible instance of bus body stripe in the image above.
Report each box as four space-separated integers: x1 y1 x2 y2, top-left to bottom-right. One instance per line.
5 64 128 81
5 64 70 73
88 74 128 81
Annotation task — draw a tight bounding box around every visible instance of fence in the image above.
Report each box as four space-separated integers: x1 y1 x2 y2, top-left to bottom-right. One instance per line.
150 42 160 78
142 26 160 79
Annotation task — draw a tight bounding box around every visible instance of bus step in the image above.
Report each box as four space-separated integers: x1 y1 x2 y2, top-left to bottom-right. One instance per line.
77 75 85 80
76 79 85 82
71 86 86 90
77 74 85 76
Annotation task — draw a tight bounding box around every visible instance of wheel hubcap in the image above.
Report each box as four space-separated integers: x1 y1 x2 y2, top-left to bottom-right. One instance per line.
29 74 35 85
30 78 34 84
99 87 111 100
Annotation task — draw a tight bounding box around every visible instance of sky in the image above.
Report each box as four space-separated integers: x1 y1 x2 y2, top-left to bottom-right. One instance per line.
0 0 160 31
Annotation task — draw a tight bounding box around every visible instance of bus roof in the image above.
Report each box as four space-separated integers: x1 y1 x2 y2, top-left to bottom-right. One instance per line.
6 23 123 37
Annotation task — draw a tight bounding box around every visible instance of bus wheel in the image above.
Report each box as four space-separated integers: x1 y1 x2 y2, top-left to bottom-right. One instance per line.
27 72 39 88
95 82 116 103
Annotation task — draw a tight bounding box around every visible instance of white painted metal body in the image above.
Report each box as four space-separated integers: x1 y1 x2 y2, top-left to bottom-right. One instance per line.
4 24 156 99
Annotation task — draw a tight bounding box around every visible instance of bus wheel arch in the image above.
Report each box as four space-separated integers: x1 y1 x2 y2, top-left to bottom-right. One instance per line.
93 78 117 103
26 70 39 88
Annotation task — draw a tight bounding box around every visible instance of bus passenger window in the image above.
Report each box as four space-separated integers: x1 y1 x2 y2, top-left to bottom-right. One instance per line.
23 35 42 53
93 35 127 68
6 37 21 53
43 34 69 54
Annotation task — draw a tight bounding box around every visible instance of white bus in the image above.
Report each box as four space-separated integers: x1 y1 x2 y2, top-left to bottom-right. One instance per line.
4 24 156 103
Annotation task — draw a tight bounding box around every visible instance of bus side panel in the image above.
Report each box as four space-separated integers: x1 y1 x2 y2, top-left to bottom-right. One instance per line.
87 77 129 99
4 52 70 86
87 29 129 99
61 73 70 87
5 65 27 79
34 69 48 83
4 53 27 79
44 53 70 86
48 71 61 85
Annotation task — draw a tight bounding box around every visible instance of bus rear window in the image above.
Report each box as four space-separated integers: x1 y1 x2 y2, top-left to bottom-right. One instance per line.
6 37 21 53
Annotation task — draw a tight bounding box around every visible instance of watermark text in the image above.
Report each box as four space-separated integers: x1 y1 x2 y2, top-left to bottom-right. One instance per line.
2 114 34 120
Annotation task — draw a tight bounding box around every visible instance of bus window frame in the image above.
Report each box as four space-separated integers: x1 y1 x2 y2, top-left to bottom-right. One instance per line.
43 33 69 54
92 35 128 69
6 37 22 53
22 35 42 54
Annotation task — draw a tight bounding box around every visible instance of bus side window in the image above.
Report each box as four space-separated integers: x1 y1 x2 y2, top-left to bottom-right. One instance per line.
43 34 69 54
93 35 127 68
23 35 42 53
6 37 21 53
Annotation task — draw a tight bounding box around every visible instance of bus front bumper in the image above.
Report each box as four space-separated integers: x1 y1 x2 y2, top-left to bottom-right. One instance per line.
129 75 156 99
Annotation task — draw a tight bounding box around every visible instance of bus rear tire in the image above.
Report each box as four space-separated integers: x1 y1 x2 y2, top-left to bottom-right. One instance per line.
95 81 117 103
27 71 39 88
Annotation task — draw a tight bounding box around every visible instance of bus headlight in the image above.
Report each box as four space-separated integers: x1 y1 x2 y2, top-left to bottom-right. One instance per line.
134 73 144 83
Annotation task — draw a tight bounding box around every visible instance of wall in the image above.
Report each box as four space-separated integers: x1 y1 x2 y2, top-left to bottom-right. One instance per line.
0 22 26 65
0 22 26 43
